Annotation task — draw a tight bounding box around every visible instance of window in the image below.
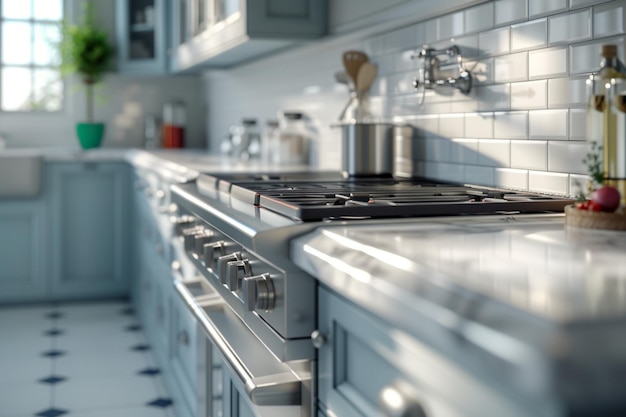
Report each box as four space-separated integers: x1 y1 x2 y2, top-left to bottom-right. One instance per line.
0 0 63 111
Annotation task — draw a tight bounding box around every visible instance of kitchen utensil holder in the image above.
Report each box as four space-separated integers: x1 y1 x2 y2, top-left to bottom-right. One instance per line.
412 45 472 104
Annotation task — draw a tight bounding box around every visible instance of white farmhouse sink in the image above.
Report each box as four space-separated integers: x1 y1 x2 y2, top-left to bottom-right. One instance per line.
0 153 43 198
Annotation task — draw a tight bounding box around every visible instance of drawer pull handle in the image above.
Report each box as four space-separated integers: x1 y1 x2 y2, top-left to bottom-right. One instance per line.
378 382 427 417
173 280 305 407
310 330 326 349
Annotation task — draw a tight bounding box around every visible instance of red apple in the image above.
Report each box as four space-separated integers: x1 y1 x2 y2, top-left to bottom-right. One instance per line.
590 186 621 212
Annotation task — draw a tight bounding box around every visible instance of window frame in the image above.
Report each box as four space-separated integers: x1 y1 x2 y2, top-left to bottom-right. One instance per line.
0 0 66 113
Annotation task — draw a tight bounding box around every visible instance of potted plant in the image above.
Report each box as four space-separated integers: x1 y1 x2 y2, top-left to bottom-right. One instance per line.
61 2 114 149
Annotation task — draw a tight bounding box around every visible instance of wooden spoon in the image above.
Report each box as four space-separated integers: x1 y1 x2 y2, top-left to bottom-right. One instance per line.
343 51 368 86
356 62 377 94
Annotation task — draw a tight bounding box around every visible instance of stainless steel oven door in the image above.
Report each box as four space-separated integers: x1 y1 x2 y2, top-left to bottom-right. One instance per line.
174 278 313 417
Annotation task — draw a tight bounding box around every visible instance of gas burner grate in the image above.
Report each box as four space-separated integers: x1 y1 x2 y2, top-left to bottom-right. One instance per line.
197 173 575 221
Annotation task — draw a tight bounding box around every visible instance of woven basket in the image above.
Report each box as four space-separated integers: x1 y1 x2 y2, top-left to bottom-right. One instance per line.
565 204 626 230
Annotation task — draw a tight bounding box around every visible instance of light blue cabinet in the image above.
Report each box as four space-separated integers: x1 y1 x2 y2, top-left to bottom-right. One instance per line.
0 201 47 303
47 162 131 300
171 0 328 71
116 0 169 74
318 287 435 417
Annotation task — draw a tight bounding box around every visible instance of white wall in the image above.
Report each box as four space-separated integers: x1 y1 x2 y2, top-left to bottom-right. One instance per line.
0 0 206 149
203 0 625 196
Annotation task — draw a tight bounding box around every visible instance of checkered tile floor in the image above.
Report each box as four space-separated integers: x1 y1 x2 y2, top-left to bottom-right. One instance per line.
0 300 176 417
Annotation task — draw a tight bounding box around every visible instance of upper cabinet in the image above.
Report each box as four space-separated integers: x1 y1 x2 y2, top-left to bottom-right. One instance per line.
171 0 328 71
116 0 168 74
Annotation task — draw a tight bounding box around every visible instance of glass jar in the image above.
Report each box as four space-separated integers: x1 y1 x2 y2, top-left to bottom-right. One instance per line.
226 119 260 161
162 101 186 148
273 111 310 165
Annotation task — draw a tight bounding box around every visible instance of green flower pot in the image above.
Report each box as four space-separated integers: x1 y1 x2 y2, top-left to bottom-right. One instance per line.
76 123 105 149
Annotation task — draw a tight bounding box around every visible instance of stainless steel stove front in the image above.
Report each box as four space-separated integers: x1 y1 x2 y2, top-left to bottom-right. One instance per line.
170 182 317 417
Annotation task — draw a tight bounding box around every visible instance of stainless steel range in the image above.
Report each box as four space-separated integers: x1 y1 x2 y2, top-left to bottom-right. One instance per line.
170 171 574 417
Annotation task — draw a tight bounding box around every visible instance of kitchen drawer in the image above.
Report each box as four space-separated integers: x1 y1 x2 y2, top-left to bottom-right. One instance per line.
317 287 532 417
170 291 200 413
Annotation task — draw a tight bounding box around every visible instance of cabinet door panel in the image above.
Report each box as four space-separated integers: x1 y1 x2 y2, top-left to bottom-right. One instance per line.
116 0 168 74
318 288 465 417
0 203 46 302
49 162 130 299
247 0 327 37
60 173 117 280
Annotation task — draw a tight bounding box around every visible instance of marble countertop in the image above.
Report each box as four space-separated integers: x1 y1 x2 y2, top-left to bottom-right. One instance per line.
293 213 626 325
291 213 626 400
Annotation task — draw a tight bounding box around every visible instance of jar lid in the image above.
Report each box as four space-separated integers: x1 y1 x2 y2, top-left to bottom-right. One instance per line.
242 119 257 126
279 111 304 120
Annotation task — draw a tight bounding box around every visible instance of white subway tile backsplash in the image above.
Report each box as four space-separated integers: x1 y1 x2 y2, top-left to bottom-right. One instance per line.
465 113 494 138
548 141 589 173
451 96 479 113
529 0 568 18
594 1 626 38
528 47 568 79
528 171 569 194
435 162 465 182
570 0 613 9
495 168 529 189
478 139 511 166
415 115 439 137
466 3 495 34
451 139 479 164
495 52 529 82
425 19 439 43
439 114 465 138
570 38 624 75
394 49 418 73
511 80 548 109
465 165 495 185
548 9 592 45
569 109 588 141
415 23 426 46
476 84 511 111
389 73 414 95
529 109 569 139
511 140 548 170
511 19 548 51
570 173 591 197
426 138 451 161
362 35 385 56
495 0 529 26
479 27 511 56
374 54 395 77
371 76 388 96
547 77 587 107
439 11 465 40
385 26 418 53
494 111 528 139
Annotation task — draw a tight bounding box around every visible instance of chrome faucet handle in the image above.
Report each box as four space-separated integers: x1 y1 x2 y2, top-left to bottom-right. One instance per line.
412 43 472 98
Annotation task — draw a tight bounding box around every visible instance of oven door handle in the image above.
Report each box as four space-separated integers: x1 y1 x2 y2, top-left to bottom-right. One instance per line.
174 279 306 406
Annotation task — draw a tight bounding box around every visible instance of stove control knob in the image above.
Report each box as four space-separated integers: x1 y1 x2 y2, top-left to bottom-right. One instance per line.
193 231 214 258
181 226 204 251
225 259 252 291
171 215 195 236
216 252 243 285
242 274 275 312
203 241 226 269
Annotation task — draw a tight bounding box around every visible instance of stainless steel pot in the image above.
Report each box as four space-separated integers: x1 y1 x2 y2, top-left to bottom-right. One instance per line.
340 123 394 177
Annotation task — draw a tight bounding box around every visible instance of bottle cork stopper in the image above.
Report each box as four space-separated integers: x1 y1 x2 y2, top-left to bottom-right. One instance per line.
602 44 618 58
